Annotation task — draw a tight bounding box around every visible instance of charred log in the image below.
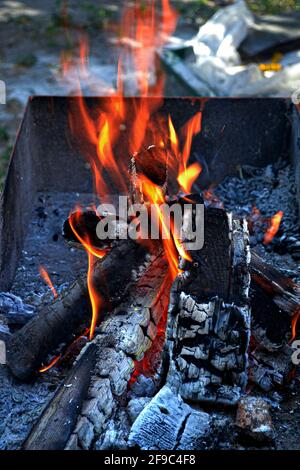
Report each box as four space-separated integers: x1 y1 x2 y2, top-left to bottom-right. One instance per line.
65 254 171 450
23 343 97 450
250 250 300 316
6 240 148 381
167 215 251 405
250 250 300 352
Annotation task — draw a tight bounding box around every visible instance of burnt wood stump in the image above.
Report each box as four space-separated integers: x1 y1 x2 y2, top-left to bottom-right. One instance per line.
167 214 251 405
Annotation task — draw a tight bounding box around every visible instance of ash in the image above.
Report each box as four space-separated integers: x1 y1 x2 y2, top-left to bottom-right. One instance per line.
11 192 94 306
213 162 300 278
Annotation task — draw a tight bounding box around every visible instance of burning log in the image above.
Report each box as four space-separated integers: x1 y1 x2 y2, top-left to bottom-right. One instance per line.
6 239 149 381
22 253 170 450
65 254 171 450
23 343 97 450
167 215 251 405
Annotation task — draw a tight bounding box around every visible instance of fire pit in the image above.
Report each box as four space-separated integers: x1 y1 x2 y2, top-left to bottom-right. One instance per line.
0 96 299 451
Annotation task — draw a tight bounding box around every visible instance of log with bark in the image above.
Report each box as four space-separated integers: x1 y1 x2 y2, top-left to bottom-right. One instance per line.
6 239 149 381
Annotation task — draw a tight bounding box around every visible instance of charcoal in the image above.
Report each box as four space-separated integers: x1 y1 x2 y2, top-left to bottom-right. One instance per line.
248 345 293 392
0 315 10 342
0 292 35 326
236 396 274 442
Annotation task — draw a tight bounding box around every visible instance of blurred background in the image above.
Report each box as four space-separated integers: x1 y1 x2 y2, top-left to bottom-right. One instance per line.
0 0 300 189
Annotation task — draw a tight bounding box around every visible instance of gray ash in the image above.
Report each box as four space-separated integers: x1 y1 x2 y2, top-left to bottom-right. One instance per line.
209 162 299 263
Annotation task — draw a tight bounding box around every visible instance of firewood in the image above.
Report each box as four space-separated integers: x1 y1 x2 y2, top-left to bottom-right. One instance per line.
250 250 300 317
6 239 148 381
20 252 169 450
249 250 300 358
65 254 171 450
167 215 251 405
23 342 97 450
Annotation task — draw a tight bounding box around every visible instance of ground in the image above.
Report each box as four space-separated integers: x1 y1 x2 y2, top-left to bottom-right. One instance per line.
0 0 299 188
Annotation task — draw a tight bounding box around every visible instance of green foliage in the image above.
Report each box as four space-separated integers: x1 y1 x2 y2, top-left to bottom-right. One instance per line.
16 54 37 68
0 128 9 143
0 145 12 189
248 0 300 14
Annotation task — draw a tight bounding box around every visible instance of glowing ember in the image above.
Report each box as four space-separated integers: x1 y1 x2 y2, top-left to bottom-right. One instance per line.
39 266 58 298
263 210 284 244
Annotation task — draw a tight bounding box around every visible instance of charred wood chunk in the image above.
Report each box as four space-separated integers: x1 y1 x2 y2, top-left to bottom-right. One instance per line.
248 345 294 392
6 240 148 381
250 250 300 318
23 343 97 450
167 293 251 405
128 385 212 450
250 283 292 351
182 211 250 304
250 250 300 351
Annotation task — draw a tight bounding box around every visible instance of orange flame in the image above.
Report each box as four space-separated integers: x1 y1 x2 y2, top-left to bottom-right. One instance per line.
177 162 202 194
39 266 58 298
38 354 61 373
69 208 107 340
62 2 204 344
291 308 300 342
263 210 284 244
139 174 191 280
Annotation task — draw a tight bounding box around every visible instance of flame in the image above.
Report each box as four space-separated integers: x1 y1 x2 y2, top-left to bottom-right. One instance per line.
38 354 61 373
139 174 191 279
291 308 300 342
63 2 203 344
263 210 284 244
39 266 58 298
69 208 107 340
177 162 202 194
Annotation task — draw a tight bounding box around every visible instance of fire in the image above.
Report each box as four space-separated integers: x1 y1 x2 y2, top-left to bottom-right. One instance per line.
69 208 107 340
139 174 191 280
38 354 61 374
177 162 202 194
39 266 58 298
263 210 284 244
63 1 203 347
291 308 300 342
